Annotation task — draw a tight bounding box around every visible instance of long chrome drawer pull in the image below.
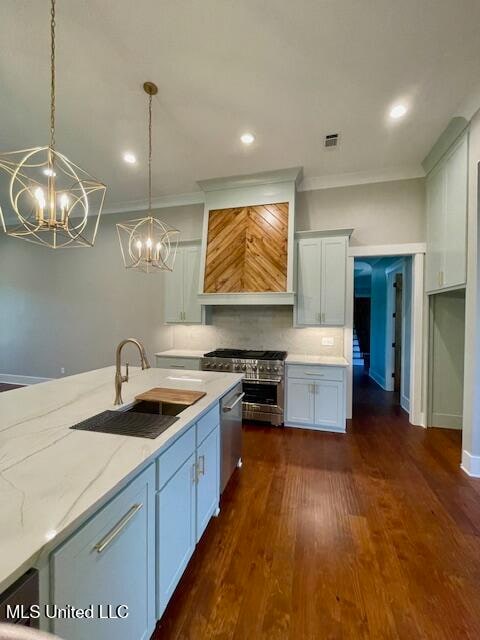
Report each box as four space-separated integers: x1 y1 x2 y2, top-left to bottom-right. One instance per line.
304 372 325 376
222 392 245 412
93 503 143 553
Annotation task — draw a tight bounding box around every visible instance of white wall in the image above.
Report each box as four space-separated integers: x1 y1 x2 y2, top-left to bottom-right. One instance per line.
297 178 425 246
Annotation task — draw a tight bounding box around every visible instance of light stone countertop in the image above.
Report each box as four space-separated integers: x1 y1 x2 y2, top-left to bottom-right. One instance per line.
155 349 206 358
0 366 242 592
286 354 349 366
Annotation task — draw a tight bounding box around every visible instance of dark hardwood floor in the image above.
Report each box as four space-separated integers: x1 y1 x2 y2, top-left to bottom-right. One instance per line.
153 369 480 639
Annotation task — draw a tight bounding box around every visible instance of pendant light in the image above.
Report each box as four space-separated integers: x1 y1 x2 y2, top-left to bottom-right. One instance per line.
0 0 106 248
116 82 179 273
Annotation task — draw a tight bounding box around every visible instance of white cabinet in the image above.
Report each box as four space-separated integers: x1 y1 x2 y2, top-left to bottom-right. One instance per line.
50 464 156 640
156 404 220 617
155 355 202 370
196 425 220 541
296 235 347 326
285 365 346 432
157 453 196 616
164 243 205 323
426 133 468 293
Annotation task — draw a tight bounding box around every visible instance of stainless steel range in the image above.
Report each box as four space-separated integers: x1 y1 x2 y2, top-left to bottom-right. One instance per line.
201 349 287 426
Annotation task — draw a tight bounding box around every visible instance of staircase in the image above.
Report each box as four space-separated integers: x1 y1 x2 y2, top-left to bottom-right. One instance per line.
353 328 365 367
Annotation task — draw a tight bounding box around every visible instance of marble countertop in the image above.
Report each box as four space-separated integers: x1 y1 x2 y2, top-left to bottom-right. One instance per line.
155 349 206 358
286 354 349 366
0 366 242 592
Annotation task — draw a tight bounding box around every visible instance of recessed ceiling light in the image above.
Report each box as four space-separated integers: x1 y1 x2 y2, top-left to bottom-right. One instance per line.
240 132 255 145
389 104 408 120
123 152 137 164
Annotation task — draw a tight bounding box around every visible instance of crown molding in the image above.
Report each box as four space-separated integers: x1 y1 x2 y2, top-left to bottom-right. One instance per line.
102 191 204 215
99 165 425 215
298 165 425 192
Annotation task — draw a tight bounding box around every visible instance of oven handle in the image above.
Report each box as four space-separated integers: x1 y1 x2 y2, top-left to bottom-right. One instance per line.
243 378 281 384
222 392 245 412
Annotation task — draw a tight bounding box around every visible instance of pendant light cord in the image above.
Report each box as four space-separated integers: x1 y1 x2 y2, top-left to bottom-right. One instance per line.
148 93 152 213
50 0 56 150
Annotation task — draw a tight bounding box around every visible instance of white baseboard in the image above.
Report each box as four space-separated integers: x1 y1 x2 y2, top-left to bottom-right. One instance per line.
0 374 52 385
369 369 387 390
400 394 410 413
461 450 480 477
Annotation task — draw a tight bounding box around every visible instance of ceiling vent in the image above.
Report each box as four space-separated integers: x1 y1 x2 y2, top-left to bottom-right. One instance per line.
324 133 339 149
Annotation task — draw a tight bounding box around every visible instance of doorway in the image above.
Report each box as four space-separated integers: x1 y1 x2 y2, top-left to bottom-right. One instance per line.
352 256 412 416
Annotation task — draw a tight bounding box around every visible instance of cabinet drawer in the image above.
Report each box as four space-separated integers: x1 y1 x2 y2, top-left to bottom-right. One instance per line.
197 404 220 446
156 356 201 371
157 426 195 490
287 365 344 382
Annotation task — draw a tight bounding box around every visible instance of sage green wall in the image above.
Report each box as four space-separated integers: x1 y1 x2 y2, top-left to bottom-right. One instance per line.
0 179 425 379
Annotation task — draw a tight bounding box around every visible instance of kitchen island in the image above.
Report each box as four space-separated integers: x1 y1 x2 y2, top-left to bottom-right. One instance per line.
0 365 242 637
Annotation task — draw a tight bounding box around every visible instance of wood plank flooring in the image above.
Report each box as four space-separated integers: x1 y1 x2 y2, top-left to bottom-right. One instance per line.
153 370 480 639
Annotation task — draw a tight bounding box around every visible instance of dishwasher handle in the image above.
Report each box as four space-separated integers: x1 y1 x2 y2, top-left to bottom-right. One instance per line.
222 392 245 412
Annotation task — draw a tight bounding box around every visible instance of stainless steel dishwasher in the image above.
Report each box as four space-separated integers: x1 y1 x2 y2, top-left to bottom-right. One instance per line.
220 382 244 492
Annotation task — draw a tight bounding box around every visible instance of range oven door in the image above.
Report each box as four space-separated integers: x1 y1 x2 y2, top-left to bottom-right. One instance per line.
242 378 284 425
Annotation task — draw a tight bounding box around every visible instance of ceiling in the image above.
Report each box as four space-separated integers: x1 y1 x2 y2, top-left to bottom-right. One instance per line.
2 0 480 211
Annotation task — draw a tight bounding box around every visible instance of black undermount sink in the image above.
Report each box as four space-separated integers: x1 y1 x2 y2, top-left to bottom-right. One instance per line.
70 401 185 439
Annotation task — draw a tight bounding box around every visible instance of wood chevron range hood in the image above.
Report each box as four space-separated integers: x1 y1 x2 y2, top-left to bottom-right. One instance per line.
197 168 302 305
204 203 288 293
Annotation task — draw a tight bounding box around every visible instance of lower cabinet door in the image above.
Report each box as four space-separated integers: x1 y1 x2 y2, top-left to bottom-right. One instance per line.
286 379 315 425
50 465 156 640
196 425 220 542
314 380 344 430
157 452 196 617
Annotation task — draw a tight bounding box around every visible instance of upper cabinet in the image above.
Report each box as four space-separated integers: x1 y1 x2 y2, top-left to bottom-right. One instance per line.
295 233 348 326
164 242 205 324
197 167 302 305
425 132 468 294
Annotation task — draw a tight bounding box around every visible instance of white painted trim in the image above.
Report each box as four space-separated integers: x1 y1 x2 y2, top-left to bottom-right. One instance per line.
102 191 205 215
347 244 425 427
401 394 410 413
369 369 387 390
295 228 354 239
299 165 425 192
0 374 52 385
349 243 426 257
344 256 354 420
198 167 303 191
197 291 295 306
461 450 480 477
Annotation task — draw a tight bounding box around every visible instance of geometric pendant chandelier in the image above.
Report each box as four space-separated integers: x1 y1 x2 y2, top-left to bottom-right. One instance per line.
116 82 179 273
0 0 106 249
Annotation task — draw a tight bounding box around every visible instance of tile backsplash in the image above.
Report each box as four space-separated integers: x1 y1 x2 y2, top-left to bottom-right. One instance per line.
171 306 344 356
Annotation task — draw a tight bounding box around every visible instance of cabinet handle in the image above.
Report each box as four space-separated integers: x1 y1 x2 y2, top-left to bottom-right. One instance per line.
93 503 143 554
317 312 321 322
191 462 197 485
304 372 325 376
197 455 205 479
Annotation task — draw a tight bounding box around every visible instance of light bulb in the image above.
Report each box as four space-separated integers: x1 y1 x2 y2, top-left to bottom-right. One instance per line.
34 187 46 208
43 168 56 177
146 237 153 248
136 240 142 250
60 194 69 209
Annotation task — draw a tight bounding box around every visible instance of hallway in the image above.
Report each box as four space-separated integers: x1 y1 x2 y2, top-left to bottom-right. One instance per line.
154 378 479 640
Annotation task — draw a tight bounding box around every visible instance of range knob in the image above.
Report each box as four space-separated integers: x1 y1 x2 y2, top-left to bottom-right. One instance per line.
241 364 246 371
266 366 272 372
273 366 279 373
204 362 210 369
212 363 217 369
259 365 264 371
234 364 241 371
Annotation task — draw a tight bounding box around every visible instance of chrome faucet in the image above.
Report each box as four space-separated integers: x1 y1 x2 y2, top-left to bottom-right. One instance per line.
114 338 151 405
